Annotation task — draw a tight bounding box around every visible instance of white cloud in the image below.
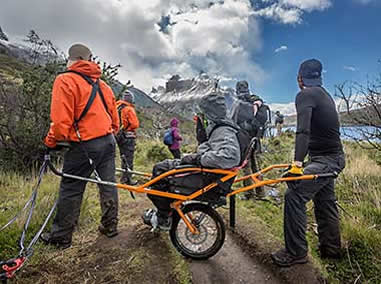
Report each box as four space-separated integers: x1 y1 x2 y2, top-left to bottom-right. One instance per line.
344 65 357 72
0 0 332 93
281 0 332 12
269 102 296 116
0 0 268 92
254 0 332 24
275 45 288 53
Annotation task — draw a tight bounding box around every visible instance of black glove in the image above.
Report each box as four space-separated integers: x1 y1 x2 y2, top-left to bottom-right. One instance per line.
46 141 71 153
180 154 201 166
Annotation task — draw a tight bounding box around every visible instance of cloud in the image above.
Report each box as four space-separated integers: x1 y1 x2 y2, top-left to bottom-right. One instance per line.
0 0 332 93
0 0 269 92
344 65 357 72
268 102 296 116
274 45 288 53
254 0 332 24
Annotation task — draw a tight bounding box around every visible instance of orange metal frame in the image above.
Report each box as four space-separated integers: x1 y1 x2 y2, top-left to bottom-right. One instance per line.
115 164 320 234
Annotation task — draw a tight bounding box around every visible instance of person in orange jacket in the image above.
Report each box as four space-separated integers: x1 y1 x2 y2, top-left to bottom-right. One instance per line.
41 43 120 249
115 90 139 184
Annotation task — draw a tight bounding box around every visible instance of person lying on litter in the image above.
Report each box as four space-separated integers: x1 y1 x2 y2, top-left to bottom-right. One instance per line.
142 92 241 231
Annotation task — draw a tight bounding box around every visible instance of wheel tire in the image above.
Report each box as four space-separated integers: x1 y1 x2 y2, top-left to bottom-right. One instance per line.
169 203 225 260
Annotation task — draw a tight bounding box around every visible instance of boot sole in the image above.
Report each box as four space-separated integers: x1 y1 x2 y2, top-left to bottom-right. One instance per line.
271 255 308 267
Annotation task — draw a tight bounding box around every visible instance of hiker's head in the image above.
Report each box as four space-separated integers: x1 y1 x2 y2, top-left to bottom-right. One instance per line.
170 117 179 127
236 80 252 102
236 80 249 94
67 43 92 68
123 90 135 104
298 59 323 89
276 111 280 115
199 92 226 122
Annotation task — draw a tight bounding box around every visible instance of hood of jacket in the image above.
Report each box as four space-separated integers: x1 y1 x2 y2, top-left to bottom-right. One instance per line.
68 60 102 79
170 117 179 127
199 92 227 122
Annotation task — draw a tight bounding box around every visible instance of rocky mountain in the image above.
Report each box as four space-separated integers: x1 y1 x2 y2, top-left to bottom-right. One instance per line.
150 73 236 118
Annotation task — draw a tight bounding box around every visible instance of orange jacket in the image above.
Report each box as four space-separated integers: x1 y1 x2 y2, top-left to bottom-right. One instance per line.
116 100 139 132
45 60 119 148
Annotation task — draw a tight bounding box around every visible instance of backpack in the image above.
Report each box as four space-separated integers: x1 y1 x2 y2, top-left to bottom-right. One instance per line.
235 100 270 138
163 128 174 146
209 123 251 165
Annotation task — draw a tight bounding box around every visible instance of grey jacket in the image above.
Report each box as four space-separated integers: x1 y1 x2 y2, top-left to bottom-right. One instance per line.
197 93 241 169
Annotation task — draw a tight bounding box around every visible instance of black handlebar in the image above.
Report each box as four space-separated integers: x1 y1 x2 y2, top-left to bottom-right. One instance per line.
316 172 338 179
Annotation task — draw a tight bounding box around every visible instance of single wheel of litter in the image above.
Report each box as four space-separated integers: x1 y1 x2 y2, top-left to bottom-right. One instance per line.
169 203 225 260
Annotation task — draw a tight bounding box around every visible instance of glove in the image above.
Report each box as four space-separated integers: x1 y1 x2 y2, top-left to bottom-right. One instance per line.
46 141 71 153
180 154 201 166
282 163 304 177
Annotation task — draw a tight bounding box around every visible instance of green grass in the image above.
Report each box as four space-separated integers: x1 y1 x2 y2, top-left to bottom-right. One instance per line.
1 128 381 283
236 134 381 283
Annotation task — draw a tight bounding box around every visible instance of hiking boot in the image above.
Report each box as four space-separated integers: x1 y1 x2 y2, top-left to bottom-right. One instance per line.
319 247 342 259
271 248 308 267
98 224 118 238
142 209 172 231
40 233 71 250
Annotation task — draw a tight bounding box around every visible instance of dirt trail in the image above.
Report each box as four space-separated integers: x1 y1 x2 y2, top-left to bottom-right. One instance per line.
16 197 284 283
189 231 282 284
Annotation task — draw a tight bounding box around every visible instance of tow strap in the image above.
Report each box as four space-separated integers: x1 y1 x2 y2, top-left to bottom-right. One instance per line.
0 160 57 283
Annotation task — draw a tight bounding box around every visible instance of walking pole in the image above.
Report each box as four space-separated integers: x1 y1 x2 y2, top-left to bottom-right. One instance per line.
229 195 236 230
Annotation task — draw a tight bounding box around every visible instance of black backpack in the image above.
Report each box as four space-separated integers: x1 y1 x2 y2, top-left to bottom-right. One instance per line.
236 100 270 138
209 122 251 165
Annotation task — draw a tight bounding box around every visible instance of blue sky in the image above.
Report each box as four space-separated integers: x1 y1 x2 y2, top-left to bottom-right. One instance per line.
1 0 380 114
252 0 381 107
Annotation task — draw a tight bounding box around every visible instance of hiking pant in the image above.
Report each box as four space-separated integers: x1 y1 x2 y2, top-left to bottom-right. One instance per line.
119 137 136 183
284 153 345 257
169 148 181 159
243 150 264 198
50 134 118 243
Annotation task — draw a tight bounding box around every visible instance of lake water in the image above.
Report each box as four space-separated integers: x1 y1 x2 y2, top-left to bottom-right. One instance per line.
275 126 380 141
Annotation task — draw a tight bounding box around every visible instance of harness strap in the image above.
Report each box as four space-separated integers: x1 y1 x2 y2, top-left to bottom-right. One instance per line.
61 70 111 129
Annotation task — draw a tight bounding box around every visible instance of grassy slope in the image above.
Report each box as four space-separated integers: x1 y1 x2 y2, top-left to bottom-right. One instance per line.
0 141 192 283
2 133 380 283
233 134 381 283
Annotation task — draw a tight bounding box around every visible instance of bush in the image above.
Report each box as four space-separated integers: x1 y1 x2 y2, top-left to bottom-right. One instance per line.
0 31 127 173
146 144 172 162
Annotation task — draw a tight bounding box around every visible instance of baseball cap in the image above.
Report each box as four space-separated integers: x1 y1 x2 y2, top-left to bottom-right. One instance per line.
298 59 323 87
68 43 92 61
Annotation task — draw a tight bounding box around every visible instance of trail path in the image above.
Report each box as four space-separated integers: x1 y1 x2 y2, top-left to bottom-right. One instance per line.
189 231 281 284
16 196 284 284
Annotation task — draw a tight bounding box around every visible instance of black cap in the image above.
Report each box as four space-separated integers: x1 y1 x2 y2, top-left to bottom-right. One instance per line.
298 59 323 87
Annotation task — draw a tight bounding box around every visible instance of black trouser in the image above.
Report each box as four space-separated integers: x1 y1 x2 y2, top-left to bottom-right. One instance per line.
169 148 181 159
119 137 136 183
284 153 345 257
50 135 118 242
